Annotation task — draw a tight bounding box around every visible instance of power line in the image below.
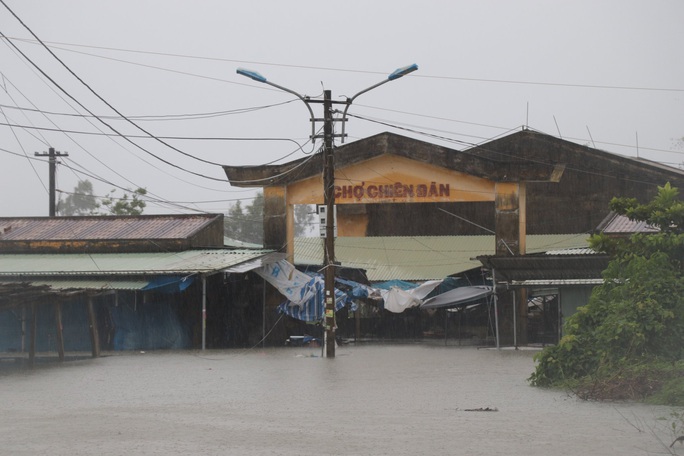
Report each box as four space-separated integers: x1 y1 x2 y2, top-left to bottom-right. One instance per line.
345 112 684 158
0 105 47 193
0 4 228 181
0 100 300 121
7 35 684 93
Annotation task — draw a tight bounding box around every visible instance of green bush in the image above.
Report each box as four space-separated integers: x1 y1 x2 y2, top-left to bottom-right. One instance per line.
530 183 684 403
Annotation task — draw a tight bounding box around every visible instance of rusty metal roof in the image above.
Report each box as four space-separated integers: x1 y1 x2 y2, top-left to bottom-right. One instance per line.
294 234 590 281
0 214 220 241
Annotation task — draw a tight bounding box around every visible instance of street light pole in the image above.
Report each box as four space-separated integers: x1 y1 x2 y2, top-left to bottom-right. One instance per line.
340 63 418 143
322 89 336 357
237 64 418 358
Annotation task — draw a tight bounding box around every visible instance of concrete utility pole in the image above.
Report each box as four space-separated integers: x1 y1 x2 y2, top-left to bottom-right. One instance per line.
322 89 336 358
34 147 68 217
236 64 418 358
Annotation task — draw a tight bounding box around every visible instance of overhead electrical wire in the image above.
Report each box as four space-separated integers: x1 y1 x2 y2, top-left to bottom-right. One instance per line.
0 106 47 193
7 35 684 94
0 2 230 182
1 11 679 218
353 104 683 158
352 113 684 190
0 69 156 194
0 99 301 121
57 160 211 214
1 34 211 193
0 119 313 145
344 111 684 160
3 30 677 168
0 65 207 206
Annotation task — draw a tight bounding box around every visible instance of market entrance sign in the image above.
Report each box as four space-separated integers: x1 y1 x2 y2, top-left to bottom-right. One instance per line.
287 154 495 205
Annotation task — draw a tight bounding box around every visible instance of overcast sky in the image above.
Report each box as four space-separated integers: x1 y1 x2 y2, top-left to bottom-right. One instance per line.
0 0 682 217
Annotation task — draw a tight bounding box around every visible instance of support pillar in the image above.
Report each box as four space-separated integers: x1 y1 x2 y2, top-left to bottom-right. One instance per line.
54 300 65 361
262 186 289 345
201 275 207 350
86 296 100 358
29 302 37 367
494 182 528 345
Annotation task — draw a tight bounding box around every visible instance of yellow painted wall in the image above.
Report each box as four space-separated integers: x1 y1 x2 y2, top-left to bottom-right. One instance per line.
286 154 496 205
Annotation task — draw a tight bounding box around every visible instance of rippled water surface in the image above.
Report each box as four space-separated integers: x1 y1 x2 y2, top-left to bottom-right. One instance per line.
0 345 679 455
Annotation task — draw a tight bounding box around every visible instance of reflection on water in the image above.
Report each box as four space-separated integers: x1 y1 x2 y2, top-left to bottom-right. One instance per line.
0 344 678 455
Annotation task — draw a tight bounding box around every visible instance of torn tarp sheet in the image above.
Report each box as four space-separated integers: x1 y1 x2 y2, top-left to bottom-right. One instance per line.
380 280 442 313
255 259 318 306
275 276 350 322
256 260 363 322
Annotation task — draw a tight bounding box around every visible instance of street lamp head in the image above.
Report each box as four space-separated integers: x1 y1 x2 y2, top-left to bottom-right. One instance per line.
387 63 418 81
236 67 267 83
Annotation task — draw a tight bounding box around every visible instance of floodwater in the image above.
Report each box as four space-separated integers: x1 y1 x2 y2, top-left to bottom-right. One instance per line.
0 344 680 456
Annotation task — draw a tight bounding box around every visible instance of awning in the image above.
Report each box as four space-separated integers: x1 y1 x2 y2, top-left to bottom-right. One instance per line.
420 285 492 310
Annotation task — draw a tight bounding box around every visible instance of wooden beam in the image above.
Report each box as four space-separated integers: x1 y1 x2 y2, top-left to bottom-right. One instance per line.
86 296 100 358
54 300 65 362
263 186 287 252
29 302 37 367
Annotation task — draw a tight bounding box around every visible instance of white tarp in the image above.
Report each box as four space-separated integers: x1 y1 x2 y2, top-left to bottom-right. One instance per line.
380 280 442 313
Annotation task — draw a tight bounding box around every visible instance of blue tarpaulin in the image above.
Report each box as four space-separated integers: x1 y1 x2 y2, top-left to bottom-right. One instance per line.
142 276 195 293
276 275 362 322
373 279 419 291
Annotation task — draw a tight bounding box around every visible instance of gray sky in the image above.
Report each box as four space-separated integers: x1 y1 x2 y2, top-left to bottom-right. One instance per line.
1 0 682 217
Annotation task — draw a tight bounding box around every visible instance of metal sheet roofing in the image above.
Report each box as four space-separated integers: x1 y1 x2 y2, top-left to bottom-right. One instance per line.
596 212 659 234
294 234 590 281
0 249 275 277
0 279 150 291
510 279 604 287
0 214 219 241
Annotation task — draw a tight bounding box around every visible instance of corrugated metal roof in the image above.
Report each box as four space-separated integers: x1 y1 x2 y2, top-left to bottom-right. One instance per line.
294 234 590 281
511 279 604 287
546 248 598 255
477 254 610 281
0 279 149 290
597 212 659 234
0 249 273 277
0 214 219 241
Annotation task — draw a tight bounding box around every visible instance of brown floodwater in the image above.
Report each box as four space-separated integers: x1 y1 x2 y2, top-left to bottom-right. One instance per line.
0 344 679 455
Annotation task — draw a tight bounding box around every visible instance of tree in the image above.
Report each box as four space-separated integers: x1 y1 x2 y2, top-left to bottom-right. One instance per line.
224 195 263 244
244 192 264 244
223 193 316 245
530 183 684 403
57 180 99 215
100 187 147 215
294 204 315 236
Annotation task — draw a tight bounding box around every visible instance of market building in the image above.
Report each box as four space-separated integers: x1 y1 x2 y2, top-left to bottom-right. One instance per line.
224 129 684 345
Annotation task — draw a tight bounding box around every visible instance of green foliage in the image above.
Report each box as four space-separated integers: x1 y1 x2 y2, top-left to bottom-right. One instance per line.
57 180 148 216
648 367 684 406
224 194 263 245
294 204 315 237
57 180 99 215
100 187 147 215
223 193 315 245
531 183 684 403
